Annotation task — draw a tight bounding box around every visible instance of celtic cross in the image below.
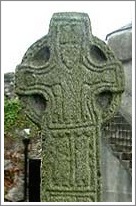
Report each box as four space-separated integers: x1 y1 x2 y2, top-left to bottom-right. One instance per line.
15 12 124 202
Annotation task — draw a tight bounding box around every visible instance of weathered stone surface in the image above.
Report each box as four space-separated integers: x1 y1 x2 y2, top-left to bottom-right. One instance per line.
106 24 132 124
4 139 24 202
15 12 124 202
5 173 24 202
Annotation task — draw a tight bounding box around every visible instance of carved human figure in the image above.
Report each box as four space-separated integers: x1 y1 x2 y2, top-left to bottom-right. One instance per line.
15 12 124 202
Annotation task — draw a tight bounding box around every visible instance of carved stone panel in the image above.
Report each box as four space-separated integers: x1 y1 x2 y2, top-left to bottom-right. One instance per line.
15 12 124 202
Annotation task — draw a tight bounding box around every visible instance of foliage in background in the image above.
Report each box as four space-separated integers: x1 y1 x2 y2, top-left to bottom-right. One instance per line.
4 96 40 139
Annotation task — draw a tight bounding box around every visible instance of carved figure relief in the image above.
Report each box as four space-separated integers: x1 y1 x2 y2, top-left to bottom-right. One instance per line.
15 12 124 202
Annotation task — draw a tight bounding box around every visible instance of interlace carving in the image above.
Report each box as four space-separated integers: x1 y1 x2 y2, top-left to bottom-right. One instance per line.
15 12 124 202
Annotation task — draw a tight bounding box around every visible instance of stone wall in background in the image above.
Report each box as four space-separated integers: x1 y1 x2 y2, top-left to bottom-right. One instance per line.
101 138 132 202
101 24 132 202
4 72 15 99
4 73 41 202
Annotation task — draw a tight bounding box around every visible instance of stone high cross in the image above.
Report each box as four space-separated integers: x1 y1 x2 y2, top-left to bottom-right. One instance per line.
15 12 124 202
